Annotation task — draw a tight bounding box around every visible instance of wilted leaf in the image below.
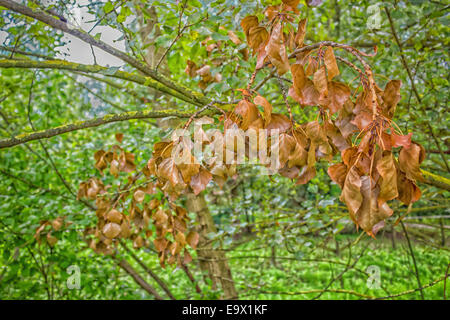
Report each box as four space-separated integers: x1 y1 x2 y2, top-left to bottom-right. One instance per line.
254 95 272 125
324 46 339 81
340 166 363 223
398 142 425 181
376 152 398 205
115 133 123 143
241 16 259 38
186 231 200 249
321 81 350 114
248 26 269 52
357 176 393 235
328 163 347 188
107 209 122 224
133 189 146 203
391 132 412 149
266 22 290 75
382 80 402 118
103 222 121 239
190 168 213 195
295 18 307 47
313 65 328 99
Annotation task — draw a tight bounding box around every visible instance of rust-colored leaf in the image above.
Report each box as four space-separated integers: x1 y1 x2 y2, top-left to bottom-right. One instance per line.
328 163 347 188
190 167 213 195
266 22 290 75
254 95 272 125
398 142 425 181
391 132 412 149
339 166 363 223
186 231 200 249
313 65 328 99
103 222 121 239
382 80 402 118
322 81 350 114
294 18 307 47
324 46 339 81
376 151 398 206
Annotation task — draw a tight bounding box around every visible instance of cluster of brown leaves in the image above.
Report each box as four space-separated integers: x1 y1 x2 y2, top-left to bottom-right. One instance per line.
78 137 199 267
238 5 425 236
327 80 425 236
34 216 70 247
184 27 248 90
93 143 136 177
241 2 307 74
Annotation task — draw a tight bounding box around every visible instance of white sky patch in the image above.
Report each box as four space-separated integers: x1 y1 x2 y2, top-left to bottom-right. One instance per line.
56 0 126 67
0 0 128 67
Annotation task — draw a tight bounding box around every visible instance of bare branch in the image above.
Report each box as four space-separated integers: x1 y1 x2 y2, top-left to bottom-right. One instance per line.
0 108 217 149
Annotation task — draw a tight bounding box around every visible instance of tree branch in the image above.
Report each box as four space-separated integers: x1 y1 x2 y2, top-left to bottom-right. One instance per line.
115 258 163 300
0 58 201 106
421 169 450 191
0 0 208 105
0 108 217 149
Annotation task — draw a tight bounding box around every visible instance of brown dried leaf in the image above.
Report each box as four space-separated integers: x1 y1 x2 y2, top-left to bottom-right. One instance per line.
190 167 213 195
328 163 347 188
295 18 307 47
376 152 398 206
323 46 339 81
107 209 122 224
313 65 328 99
186 231 200 249
382 80 402 118
103 222 121 239
340 166 363 223
357 176 393 234
254 95 272 125
248 26 269 52
266 22 290 75
321 81 350 114
398 142 425 181
115 133 123 143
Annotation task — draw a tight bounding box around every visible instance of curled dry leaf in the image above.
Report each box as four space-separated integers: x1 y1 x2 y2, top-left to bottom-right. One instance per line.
391 132 412 149
376 152 398 206
313 65 328 99
398 142 425 181
340 166 363 223
254 95 272 125
295 18 307 47
382 80 402 118
115 133 124 143
133 189 146 203
190 167 213 195
248 26 269 52
266 22 290 75
107 209 122 224
103 222 121 239
186 231 200 249
357 176 393 235
241 15 259 38
321 81 350 114
323 46 339 81
328 162 347 188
